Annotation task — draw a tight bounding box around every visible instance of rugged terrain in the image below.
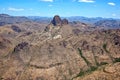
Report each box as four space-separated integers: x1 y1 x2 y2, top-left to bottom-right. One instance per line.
0 15 120 80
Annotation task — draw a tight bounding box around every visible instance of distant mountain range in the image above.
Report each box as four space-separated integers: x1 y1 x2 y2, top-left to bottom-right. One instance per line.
28 16 120 24
0 14 120 29
27 16 120 29
94 19 120 29
66 16 120 24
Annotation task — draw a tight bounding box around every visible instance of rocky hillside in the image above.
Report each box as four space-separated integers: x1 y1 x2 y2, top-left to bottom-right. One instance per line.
0 15 120 80
74 62 120 80
0 14 31 26
94 19 120 29
0 36 13 57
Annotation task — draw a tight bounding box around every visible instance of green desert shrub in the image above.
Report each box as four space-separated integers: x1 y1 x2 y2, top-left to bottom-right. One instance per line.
76 66 98 78
76 69 85 77
0 77 3 80
103 43 109 53
90 66 98 72
113 58 120 63
78 48 90 66
99 62 108 66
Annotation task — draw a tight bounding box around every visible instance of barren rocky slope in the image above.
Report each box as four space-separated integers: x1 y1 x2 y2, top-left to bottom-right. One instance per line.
0 15 120 80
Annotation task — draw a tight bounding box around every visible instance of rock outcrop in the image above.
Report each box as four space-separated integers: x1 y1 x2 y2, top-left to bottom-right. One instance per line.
44 15 69 39
62 19 69 25
13 42 29 53
11 25 22 33
51 15 69 26
51 15 62 26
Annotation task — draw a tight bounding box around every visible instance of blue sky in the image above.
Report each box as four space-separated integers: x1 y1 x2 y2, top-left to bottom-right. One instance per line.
0 0 120 18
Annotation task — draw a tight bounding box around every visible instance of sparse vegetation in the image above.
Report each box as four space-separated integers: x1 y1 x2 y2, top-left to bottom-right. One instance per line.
90 66 98 71
75 48 110 79
103 43 114 63
99 62 108 66
78 48 91 67
113 58 120 63
76 69 85 77
75 66 98 78
0 77 3 80
103 43 109 53
76 48 98 78
92 50 99 66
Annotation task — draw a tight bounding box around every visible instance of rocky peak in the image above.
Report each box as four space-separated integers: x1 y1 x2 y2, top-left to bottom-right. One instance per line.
44 15 69 32
51 15 69 26
51 15 62 26
62 19 68 25
13 42 29 53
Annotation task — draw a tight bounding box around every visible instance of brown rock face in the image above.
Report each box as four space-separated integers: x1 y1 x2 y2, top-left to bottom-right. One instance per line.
13 42 29 53
11 25 21 33
51 15 62 26
62 19 68 25
45 15 69 32
51 15 69 26
113 35 120 46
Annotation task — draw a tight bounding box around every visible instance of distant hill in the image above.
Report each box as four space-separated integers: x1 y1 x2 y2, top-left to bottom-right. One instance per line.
94 19 120 29
28 16 51 23
66 16 120 24
0 14 31 26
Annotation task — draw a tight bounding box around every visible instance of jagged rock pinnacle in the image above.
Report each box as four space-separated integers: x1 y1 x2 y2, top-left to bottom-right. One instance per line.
62 19 68 25
45 15 69 31
51 15 69 26
51 15 62 26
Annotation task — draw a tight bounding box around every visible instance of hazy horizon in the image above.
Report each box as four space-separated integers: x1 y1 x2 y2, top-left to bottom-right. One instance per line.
0 0 120 18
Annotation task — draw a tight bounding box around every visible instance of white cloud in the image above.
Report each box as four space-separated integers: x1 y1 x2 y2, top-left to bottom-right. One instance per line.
40 0 53 2
112 13 116 16
108 2 116 6
8 7 24 11
29 8 33 10
48 4 53 7
78 0 95 3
